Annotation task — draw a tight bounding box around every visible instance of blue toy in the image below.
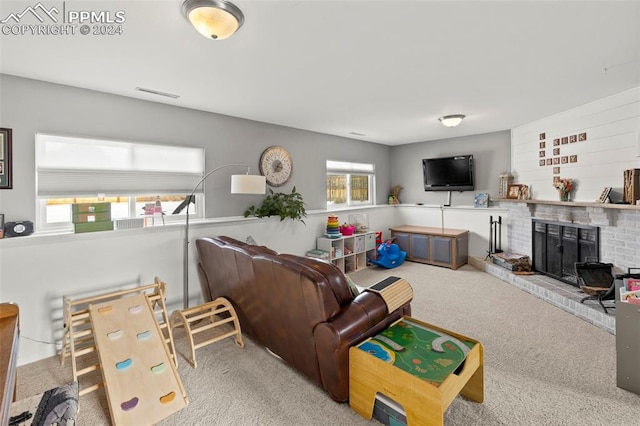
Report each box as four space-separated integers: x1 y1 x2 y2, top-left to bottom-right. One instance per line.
370 240 406 269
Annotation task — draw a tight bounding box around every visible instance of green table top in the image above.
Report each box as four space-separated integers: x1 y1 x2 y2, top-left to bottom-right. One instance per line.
356 318 475 387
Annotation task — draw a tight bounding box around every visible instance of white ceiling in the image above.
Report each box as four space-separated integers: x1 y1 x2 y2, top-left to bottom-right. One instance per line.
1 0 639 146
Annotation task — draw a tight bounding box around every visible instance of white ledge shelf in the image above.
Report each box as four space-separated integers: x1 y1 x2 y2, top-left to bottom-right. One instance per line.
497 198 640 210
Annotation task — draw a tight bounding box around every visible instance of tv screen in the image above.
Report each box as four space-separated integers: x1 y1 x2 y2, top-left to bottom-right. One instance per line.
422 155 474 192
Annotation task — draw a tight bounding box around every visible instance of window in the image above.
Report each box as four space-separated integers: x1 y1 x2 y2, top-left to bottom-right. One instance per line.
36 133 204 232
326 160 375 207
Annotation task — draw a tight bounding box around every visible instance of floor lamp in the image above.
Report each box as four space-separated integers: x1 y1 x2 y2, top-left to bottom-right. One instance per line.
183 164 266 308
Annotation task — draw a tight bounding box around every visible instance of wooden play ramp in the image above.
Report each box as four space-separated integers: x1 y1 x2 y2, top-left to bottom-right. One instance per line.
90 294 188 425
60 278 187 424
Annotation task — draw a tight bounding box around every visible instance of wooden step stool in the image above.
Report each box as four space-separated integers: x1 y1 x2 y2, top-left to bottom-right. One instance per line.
170 298 243 368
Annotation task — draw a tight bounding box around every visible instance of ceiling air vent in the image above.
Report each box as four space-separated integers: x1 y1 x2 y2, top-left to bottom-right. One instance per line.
134 87 180 99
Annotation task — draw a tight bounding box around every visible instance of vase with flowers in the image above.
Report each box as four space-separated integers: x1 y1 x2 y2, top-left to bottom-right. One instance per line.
553 178 573 202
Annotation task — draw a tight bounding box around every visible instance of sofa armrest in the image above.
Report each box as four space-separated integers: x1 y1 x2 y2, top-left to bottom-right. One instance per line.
313 291 411 402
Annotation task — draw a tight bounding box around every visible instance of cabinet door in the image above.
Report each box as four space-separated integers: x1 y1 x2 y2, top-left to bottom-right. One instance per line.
393 233 410 255
410 234 429 260
456 234 469 267
616 301 640 394
432 237 452 264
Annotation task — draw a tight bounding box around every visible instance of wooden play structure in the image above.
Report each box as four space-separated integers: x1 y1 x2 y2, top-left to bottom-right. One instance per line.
60 278 177 396
90 294 188 424
170 297 243 368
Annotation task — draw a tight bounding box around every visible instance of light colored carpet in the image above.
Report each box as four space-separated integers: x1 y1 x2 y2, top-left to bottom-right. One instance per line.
15 262 640 425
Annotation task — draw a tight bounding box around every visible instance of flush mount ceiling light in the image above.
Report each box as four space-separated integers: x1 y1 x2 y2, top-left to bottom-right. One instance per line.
181 0 244 40
439 114 466 128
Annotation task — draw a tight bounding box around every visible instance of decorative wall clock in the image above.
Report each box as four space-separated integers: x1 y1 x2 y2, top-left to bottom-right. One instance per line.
259 146 293 187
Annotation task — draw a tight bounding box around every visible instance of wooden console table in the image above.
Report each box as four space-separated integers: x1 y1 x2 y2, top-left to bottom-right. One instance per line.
390 225 469 270
1 303 19 425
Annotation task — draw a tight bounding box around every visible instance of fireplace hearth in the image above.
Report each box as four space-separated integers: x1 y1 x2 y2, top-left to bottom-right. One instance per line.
532 219 600 286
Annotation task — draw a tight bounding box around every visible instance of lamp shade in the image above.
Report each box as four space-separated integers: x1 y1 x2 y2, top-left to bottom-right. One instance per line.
231 174 266 194
182 0 244 40
439 114 466 128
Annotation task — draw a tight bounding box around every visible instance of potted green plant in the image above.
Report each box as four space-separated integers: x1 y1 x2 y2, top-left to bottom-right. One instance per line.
244 187 307 224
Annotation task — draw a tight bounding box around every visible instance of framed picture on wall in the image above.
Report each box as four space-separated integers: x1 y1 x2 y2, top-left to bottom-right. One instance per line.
0 128 12 189
507 184 523 199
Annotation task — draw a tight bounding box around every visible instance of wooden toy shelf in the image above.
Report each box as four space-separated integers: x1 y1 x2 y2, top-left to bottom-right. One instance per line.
316 231 377 273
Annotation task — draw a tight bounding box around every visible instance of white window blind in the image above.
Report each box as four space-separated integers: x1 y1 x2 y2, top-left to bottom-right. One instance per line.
326 160 375 174
36 133 205 196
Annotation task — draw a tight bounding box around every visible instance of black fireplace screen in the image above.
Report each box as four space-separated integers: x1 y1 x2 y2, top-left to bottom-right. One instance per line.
532 219 600 286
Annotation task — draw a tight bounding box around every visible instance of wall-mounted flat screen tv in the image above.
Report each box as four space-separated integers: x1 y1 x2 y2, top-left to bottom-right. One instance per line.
422 154 474 191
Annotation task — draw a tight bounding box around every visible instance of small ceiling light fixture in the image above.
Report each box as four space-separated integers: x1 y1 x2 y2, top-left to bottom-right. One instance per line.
182 0 244 40
439 114 466 128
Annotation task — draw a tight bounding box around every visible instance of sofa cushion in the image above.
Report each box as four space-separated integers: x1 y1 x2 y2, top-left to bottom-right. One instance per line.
278 254 353 305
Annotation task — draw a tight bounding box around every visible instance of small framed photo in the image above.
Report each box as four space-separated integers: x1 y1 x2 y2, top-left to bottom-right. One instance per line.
553 167 560 174
539 159 546 166
561 156 568 164
598 187 612 203
578 132 587 141
569 135 577 143
0 128 12 189
553 148 560 155
553 157 560 165
546 158 553 165
539 133 546 140
474 192 490 208
539 141 546 149
553 138 560 146
507 184 523 199
561 137 569 144
539 150 546 157
570 155 578 163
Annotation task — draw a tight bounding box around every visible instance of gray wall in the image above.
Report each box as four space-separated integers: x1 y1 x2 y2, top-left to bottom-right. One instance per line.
390 131 511 206
0 74 392 221
0 74 514 365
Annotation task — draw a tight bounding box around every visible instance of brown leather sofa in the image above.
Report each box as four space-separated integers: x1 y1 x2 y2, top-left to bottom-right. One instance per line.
195 236 411 402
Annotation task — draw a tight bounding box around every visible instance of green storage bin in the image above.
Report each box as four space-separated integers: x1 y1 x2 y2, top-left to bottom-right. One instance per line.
74 221 114 233
73 212 112 223
72 202 111 214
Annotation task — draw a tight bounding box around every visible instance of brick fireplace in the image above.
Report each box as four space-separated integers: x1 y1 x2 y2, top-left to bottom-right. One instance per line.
498 200 640 275
473 200 639 334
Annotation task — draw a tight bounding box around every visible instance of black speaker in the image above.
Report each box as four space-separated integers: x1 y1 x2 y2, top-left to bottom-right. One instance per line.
4 221 34 237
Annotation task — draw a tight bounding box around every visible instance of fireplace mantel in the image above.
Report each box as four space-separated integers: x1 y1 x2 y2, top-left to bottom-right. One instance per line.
497 199 640 210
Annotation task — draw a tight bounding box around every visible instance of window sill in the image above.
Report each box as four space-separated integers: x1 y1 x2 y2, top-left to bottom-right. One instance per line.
0 215 259 248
